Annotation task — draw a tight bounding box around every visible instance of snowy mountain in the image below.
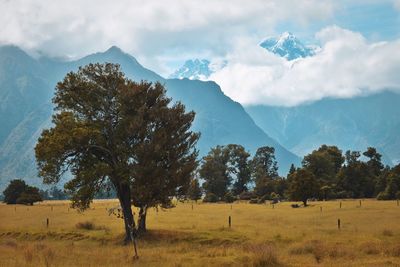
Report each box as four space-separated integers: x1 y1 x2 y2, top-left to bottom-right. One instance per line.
0 45 300 189
169 59 213 80
259 32 316 60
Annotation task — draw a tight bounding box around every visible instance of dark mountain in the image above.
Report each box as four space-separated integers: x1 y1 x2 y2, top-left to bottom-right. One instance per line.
0 46 299 189
245 91 400 165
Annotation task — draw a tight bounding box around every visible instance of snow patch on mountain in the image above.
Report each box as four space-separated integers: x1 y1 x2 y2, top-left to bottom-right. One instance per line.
260 32 317 60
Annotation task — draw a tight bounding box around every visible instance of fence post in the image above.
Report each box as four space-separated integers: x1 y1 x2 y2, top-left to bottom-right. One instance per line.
228 216 231 228
337 219 340 230
46 218 49 228
359 200 362 207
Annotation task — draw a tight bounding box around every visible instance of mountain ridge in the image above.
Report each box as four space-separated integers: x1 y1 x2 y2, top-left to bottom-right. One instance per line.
0 45 299 189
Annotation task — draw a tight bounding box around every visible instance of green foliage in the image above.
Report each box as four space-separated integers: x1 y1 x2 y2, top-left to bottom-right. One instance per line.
3 179 42 205
223 192 236 203
336 150 375 198
203 192 218 203
287 168 319 206
35 63 199 239
200 144 251 198
251 146 281 197
377 164 400 200
302 145 344 189
187 178 202 201
238 191 256 200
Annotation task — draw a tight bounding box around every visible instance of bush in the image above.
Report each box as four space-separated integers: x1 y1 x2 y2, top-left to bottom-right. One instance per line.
203 193 218 203
377 191 390 200
239 191 256 200
259 194 269 203
16 192 42 205
223 192 236 203
249 198 259 204
76 221 95 230
3 180 42 205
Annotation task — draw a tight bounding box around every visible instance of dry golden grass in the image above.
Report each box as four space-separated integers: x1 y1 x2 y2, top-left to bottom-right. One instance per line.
0 199 400 266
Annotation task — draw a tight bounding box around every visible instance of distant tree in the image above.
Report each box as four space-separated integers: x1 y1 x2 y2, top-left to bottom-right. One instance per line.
203 192 218 203
287 168 319 206
3 179 42 205
336 150 375 198
16 186 42 205
187 178 202 202
200 144 251 199
378 164 400 200
49 186 68 200
251 146 279 197
199 146 230 200
363 147 384 177
302 145 344 187
35 63 198 241
226 144 251 195
375 166 391 196
3 179 26 204
288 164 296 177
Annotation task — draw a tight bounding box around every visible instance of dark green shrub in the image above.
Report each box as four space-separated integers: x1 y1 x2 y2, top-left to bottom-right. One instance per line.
203 193 218 203
223 192 236 203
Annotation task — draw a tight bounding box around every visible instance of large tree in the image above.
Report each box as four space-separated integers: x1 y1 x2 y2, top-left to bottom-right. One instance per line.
35 63 199 241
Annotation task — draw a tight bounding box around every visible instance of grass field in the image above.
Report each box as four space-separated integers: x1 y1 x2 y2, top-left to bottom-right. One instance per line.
1 199 400 266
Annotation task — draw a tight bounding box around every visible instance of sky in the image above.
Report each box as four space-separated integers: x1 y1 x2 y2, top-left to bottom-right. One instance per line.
1 0 400 106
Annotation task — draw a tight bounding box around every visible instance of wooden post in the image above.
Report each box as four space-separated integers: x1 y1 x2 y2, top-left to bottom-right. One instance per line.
14 207 16 212
337 219 340 230
359 200 362 207
228 216 231 228
46 218 49 228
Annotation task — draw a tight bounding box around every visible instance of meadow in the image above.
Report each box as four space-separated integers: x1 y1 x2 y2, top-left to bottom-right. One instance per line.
0 199 400 267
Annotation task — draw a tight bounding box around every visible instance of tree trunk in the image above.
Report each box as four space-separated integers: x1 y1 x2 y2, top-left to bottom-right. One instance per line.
116 182 135 243
138 206 147 233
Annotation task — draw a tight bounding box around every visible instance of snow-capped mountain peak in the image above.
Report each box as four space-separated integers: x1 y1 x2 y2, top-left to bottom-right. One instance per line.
169 59 212 80
260 32 316 60
169 59 226 80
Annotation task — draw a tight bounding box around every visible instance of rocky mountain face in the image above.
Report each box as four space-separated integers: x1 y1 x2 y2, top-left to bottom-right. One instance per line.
0 46 299 189
245 91 400 165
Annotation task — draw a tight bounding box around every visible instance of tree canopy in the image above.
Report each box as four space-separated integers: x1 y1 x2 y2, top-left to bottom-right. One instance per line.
3 179 42 205
35 63 199 240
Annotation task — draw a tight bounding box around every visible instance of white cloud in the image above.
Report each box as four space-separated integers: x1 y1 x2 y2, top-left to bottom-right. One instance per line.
0 0 334 74
210 26 400 106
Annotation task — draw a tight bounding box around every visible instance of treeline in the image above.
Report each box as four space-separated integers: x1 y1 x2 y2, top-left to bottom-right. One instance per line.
187 144 400 205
